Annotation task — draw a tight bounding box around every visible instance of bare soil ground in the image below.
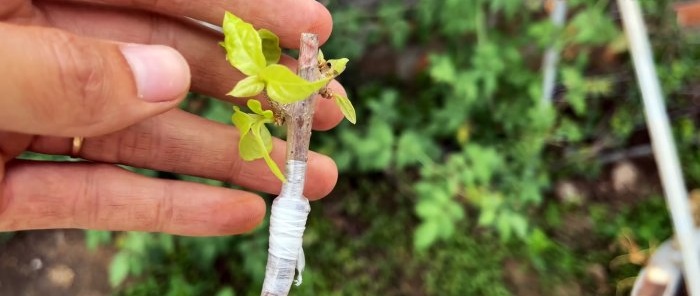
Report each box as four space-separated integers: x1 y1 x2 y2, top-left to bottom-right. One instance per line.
0 230 113 296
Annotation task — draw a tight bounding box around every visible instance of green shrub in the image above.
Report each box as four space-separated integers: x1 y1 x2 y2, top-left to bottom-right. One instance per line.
76 0 700 294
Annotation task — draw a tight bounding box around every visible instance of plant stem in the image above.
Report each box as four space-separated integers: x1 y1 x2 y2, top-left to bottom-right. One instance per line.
284 34 319 161
261 33 319 296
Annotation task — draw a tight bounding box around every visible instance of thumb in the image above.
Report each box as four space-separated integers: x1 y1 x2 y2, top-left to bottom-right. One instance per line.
0 23 190 137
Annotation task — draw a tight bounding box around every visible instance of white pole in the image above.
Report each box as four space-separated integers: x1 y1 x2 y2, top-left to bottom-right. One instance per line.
541 0 567 103
617 0 700 294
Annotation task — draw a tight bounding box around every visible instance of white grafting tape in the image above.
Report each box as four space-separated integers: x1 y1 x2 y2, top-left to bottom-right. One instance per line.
268 160 310 287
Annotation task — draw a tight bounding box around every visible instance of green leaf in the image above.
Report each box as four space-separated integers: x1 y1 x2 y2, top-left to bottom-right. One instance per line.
216 287 235 296
437 214 456 238
317 50 350 79
396 131 426 168
496 214 513 241
253 121 273 155
258 29 281 66
123 232 148 253
128 254 144 276
231 100 284 182
228 75 265 98
414 221 440 250
259 64 330 104
445 201 465 220
231 106 254 135
247 99 274 119
109 252 130 287
158 234 175 254
317 49 325 62
510 214 529 239
85 230 111 250
478 208 497 226
222 11 266 76
238 123 272 161
429 54 456 84
328 58 350 76
333 93 356 124
415 201 442 218
261 151 285 182
235 141 262 171
250 121 285 182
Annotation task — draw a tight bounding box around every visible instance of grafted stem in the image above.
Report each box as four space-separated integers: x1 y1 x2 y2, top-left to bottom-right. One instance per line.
261 33 319 296
284 34 319 162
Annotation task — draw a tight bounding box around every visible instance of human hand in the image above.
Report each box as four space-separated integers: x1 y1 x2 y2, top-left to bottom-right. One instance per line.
0 0 345 236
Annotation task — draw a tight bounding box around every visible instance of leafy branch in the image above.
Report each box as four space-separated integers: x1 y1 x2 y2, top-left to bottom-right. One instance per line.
221 12 356 182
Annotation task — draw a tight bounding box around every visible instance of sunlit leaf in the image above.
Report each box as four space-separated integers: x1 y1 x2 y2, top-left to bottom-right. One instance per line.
332 93 356 124
253 121 273 154
259 64 330 104
317 49 325 62
328 58 350 76
416 201 441 218
414 221 440 250
429 54 456 83
238 130 266 161
258 29 281 66
228 75 265 98
510 214 529 239
231 106 254 134
446 201 465 220
216 287 235 296
478 208 497 226
231 101 284 182
109 252 130 287
222 12 266 76
261 151 285 182
251 121 285 182
317 51 350 79
247 99 274 119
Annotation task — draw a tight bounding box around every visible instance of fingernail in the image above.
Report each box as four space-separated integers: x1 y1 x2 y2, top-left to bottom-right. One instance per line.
120 44 190 102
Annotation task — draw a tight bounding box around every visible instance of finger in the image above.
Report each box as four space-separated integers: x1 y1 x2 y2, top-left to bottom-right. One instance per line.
36 2 345 130
48 0 333 48
0 160 265 236
29 109 339 200
0 22 190 137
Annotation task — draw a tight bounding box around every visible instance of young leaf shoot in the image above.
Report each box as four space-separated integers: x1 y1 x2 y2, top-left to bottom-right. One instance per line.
220 10 357 296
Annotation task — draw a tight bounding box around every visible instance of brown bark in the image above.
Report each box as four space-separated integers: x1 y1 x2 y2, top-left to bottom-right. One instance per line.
284 33 320 162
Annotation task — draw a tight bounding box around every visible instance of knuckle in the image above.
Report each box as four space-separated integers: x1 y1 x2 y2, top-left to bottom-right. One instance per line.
41 29 109 128
116 118 160 165
82 165 100 227
154 183 175 233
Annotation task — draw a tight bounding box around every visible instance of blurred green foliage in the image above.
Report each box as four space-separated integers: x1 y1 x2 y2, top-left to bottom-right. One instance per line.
16 0 697 294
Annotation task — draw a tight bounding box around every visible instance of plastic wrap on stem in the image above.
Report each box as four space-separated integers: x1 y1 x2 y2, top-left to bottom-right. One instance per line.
261 254 297 296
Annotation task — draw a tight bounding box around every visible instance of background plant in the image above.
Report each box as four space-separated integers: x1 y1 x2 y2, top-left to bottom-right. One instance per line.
13 0 700 294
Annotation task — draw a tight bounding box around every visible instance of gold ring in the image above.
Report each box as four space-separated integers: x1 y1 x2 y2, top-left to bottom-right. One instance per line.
71 137 84 158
